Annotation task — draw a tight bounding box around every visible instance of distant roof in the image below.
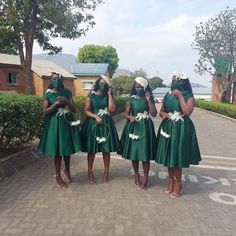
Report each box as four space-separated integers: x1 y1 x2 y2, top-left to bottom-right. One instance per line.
63 63 111 77
0 53 75 79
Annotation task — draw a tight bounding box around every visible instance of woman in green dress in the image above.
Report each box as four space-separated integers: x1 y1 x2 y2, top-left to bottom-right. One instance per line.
155 72 201 198
119 77 157 190
38 73 81 187
81 75 120 184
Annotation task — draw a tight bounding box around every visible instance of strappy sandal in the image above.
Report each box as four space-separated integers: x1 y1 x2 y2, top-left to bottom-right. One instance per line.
134 174 141 187
101 172 109 183
54 175 67 188
88 172 95 184
61 170 72 183
170 182 182 198
165 180 174 194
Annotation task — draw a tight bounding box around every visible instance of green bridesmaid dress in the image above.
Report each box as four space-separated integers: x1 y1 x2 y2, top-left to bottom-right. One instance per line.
155 91 201 167
80 92 120 153
119 95 156 162
37 89 81 157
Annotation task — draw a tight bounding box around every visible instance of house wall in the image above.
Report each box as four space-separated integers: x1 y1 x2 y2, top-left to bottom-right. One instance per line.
74 76 97 96
0 66 24 93
33 73 44 96
74 71 111 96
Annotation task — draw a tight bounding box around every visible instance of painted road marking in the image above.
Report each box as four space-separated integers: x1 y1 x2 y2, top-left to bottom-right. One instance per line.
130 170 236 186
209 193 236 206
188 175 199 183
202 155 236 160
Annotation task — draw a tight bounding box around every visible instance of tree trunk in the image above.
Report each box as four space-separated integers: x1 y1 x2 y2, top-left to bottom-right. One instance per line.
220 75 232 103
23 64 33 94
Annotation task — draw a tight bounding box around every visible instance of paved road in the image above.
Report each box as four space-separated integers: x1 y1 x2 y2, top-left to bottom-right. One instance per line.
0 107 236 236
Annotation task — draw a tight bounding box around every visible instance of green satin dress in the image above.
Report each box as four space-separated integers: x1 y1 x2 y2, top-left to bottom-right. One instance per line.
155 91 201 167
37 89 81 157
119 95 156 162
80 92 121 153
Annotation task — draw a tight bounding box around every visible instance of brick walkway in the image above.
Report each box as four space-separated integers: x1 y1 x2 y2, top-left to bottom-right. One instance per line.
0 108 236 236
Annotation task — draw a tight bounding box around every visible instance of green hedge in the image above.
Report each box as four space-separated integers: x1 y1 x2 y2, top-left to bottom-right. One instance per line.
0 94 127 151
0 94 44 151
195 100 236 119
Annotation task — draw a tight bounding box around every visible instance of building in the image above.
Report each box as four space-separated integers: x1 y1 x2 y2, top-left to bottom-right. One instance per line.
0 53 111 96
60 63 111 96
0 53 75 96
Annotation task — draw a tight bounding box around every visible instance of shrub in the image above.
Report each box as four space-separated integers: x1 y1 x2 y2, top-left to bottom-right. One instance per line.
195 100 236 119
0 94 127 151
0 94 44 151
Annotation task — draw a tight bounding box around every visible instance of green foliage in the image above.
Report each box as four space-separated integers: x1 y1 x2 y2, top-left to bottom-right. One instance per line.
132 67 148 79
1 0 102 54
111 75 135 96
77 44 119 75
74 96 87 122
192 8 236 76
148 77 166 90
0 94 44 151
192 7 236 102
0 0 102 93
0 21 18 54
112 97 128 115
0 94 125 151
195 100 236 119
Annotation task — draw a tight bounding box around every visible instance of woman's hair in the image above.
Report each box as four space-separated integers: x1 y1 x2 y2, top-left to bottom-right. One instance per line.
130 81 153 96
47 83 53 89
50 72 63 80
49 72 64 89
176 78 193 93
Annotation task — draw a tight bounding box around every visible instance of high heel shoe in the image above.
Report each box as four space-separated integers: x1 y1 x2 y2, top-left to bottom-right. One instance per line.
134 174 141 187
165 181 174 194
61 170 72 183
170 182 182 198
88 172 95 184
101 172 109 183
54 175 67 188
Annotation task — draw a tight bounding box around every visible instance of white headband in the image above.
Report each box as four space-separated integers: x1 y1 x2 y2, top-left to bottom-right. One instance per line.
173 71 188 79
100 74 110 85
135 77 148 89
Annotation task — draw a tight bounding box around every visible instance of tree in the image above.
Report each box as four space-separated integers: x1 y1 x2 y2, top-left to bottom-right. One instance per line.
111 75 135 96
0 23 17 54
132 67 148 79
77 44 119 75
148 76 166 90
0 0 102 94
192 8 236 102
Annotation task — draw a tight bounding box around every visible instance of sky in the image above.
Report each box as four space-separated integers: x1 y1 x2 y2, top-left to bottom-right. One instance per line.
33 0 235 87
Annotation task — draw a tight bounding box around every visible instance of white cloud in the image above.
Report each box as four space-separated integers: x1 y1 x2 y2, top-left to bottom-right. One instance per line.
33 1 212 86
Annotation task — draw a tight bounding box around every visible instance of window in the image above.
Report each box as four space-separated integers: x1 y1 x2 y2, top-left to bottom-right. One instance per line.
83 81 94 90
6 72 18 85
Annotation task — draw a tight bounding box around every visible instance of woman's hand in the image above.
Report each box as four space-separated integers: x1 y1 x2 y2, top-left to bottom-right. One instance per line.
171 89 182 99
57 96 68 105
145 91 151 101
108 86 113 96
95 116 103 124
129 116 137 122
161 112 169 120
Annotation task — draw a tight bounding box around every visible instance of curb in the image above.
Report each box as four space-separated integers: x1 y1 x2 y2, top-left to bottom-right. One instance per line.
195 107 236 123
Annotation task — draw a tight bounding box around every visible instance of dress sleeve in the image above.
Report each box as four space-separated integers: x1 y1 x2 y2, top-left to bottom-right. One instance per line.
43 91 50 100
183 92 194 100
